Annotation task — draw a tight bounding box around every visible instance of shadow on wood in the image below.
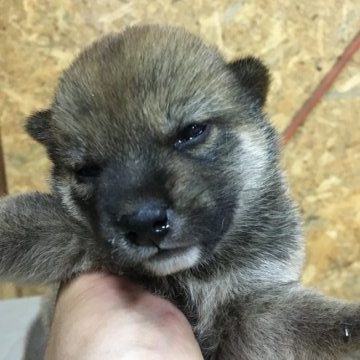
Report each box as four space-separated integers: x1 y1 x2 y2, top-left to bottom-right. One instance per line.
0 127 8 196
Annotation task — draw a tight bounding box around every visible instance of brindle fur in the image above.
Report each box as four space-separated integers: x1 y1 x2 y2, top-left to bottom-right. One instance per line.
0 25 359 359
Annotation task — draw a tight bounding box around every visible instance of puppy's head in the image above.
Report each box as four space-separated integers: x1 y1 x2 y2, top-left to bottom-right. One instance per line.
26 26 277 276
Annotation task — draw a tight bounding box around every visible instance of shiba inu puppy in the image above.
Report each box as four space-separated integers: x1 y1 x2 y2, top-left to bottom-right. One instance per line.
0 25 359 359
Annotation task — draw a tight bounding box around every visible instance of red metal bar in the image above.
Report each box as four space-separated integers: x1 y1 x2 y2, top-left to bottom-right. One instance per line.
0 126 8 196
282 31 360 145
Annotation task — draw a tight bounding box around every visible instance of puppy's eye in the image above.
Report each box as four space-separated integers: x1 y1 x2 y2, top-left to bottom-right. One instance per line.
174 123 209 149
75 164 102 179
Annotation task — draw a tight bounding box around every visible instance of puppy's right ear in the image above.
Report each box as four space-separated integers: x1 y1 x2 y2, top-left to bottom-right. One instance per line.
228 57 270 108
25 110 53 147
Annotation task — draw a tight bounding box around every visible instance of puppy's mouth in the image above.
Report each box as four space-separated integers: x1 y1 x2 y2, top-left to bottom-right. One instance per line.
149 245 191 260
144 245 201 276
104 229 201 275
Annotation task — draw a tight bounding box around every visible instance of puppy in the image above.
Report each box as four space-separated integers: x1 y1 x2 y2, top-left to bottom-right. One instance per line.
0 25 359 359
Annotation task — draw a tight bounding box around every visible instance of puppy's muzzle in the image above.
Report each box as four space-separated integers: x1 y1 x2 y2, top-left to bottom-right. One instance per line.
119 201 171 247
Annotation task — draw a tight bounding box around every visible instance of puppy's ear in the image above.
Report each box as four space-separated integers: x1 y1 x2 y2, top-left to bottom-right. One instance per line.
228 56 270 107
25 110 53 147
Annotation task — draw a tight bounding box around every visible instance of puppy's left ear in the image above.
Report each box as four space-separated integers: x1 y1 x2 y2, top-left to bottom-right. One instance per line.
25 109 53 147
228 56 270 107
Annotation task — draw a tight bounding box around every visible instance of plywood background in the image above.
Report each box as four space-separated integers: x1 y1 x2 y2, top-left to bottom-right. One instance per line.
0 0 359 299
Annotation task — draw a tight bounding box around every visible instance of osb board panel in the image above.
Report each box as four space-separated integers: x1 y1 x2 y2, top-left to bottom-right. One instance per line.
0 0 359 299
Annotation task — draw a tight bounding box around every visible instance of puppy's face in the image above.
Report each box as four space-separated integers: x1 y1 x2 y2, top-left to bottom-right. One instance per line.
26 26 275 276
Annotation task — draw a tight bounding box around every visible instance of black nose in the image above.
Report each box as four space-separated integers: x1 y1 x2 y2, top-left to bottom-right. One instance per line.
119 203 170 247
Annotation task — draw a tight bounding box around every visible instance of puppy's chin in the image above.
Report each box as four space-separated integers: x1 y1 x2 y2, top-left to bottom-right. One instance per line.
143 246 201 276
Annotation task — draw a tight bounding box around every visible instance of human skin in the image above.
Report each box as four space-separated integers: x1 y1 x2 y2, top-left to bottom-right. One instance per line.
45 272 204 360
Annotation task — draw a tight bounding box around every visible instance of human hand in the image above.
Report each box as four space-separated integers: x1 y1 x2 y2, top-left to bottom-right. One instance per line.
45 272 203 359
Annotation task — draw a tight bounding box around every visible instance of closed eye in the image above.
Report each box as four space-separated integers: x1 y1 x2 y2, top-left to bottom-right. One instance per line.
75 163 102 180
174 123 210 150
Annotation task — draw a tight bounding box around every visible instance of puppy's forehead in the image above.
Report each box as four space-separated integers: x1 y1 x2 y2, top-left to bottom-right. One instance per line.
53 26 236 138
